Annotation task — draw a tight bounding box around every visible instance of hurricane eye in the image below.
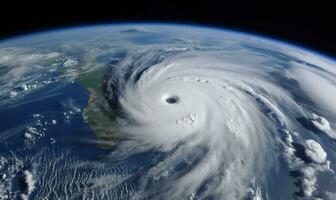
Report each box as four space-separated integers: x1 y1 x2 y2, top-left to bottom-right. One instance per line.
166 96 179 104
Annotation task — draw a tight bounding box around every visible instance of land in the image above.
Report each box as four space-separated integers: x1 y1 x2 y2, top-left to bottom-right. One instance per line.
76 66 119 148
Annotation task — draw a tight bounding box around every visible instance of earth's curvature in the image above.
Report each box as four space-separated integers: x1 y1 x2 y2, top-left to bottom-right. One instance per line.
0 23 336 200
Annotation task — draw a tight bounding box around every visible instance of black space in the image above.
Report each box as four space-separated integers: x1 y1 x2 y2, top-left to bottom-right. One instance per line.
0 1 335 57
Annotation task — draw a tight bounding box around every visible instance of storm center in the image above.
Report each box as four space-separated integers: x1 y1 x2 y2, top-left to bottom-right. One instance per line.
166 96 179 104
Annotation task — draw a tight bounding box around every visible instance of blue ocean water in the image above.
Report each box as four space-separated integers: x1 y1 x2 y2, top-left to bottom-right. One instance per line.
0 24 335 199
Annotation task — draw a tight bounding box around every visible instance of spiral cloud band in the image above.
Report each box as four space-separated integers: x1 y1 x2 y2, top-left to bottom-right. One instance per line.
102 38 336 199
1 25 335 200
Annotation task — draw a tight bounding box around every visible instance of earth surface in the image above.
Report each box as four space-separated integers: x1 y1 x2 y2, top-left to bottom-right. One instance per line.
0 24 336 200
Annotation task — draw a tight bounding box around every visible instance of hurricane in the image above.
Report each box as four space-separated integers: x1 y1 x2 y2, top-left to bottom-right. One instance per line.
0 24 335 200
100 45 336 199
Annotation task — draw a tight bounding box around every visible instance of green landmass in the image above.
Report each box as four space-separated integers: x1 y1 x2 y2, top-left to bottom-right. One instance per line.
76 66 119 149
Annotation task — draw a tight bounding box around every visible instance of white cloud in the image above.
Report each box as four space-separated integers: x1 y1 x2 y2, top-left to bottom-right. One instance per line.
286 61 336 117
20 170 35 200
0 47 59 83
303 139 327 164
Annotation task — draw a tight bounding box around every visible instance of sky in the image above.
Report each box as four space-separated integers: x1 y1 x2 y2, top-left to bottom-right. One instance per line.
0 0 335 57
